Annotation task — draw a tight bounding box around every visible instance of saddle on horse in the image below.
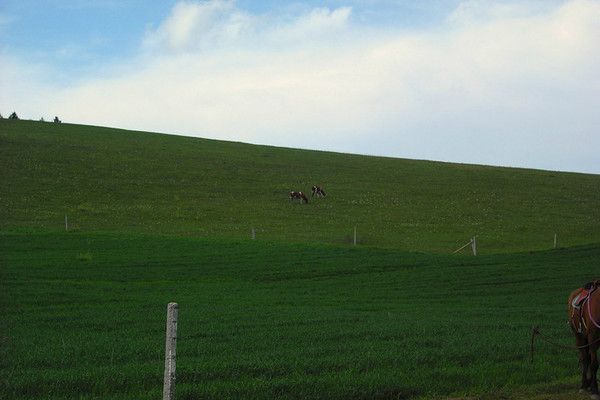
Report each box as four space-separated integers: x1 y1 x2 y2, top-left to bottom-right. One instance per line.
570 281 600 333
572 281 599 309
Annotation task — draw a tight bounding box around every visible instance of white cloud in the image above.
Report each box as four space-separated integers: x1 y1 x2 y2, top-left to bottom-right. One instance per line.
142 0 247 52
142 1 353 52
270 7 352 43
446 0 552 26
0 53 62 118
2 0 600 173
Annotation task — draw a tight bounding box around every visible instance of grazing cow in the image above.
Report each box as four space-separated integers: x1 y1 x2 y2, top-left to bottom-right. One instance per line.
289 191 309 204
311 185 326 198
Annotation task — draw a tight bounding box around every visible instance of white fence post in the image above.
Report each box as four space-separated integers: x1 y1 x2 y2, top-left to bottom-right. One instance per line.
163 302 178 400
251 228 256 240
471 237 477 256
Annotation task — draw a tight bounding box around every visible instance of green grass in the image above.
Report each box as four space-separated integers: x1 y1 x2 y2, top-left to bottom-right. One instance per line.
1 119 598 399
1 231 597 399
1 119 599 253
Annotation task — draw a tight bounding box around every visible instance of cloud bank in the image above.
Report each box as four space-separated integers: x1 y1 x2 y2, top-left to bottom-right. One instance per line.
1 0 599 173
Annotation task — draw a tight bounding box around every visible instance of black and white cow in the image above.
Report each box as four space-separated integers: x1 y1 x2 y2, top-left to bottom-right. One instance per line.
311 185 326 198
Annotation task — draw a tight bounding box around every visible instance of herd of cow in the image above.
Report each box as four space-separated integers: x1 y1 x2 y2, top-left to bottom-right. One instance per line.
289 185 326 204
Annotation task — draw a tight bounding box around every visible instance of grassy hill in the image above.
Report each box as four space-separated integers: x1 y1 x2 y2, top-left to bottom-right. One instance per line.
1 119 599 253
1 119 600 399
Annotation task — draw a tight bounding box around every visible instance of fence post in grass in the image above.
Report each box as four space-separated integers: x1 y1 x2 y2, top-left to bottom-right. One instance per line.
353 226 357 246
252 228 256 240
471 237 477 256
554 233 557 249
65 215 68 231
163 302 178 400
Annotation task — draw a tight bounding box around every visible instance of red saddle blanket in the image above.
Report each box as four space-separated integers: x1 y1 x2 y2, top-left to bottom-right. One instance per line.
572 289 591 309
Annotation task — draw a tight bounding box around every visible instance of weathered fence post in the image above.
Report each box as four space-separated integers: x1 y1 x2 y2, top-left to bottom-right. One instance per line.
251 228 256 240
65 215 68 231
353 226 357 246
554 233 557 249
163 302 178 400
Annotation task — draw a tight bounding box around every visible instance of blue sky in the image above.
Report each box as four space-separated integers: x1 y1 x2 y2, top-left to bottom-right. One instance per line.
1 0 459 75
0 1 172 77
1 0 599 174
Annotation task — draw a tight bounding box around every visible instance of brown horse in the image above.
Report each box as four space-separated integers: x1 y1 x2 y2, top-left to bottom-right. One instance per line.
289 191 309 204
568 280 600 399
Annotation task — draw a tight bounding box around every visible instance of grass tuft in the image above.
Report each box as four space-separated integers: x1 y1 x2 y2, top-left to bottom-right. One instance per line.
77 252 92 262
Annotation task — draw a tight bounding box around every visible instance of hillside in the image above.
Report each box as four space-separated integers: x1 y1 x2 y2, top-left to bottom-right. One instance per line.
1 119 599 253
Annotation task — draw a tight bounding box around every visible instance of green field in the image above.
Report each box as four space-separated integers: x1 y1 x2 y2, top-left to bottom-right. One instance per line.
1 232 598 399
1 119 599 399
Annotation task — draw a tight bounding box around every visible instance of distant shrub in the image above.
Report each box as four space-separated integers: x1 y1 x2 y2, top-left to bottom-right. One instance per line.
9 112 19 120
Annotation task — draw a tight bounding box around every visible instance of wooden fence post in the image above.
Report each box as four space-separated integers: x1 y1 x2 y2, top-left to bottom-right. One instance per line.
471 237 477 256
65 215 68 231
353 226 357 246
554 233 557 249
163 302 178 400
251 228 256 240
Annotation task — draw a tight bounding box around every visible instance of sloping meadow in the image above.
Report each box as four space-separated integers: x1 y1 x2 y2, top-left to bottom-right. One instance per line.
1 119 599 253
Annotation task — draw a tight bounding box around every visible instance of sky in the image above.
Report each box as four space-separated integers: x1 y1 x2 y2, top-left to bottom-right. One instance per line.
1 0 599 174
